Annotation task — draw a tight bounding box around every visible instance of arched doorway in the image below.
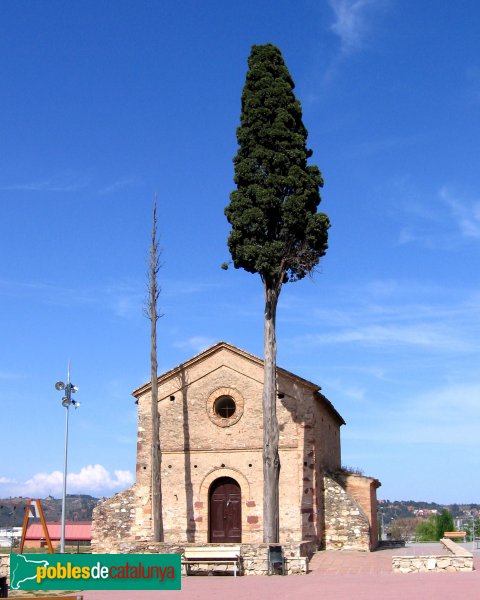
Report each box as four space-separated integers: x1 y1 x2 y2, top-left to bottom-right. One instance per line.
209 477 241 543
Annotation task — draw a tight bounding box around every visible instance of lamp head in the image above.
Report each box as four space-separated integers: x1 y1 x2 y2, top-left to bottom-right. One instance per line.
55 381 65 391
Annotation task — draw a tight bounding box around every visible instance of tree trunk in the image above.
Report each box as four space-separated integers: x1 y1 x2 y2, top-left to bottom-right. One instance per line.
263 283 281 543
150 197 164 542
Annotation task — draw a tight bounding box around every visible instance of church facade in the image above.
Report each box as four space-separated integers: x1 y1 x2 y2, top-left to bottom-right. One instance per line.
92 342 380 555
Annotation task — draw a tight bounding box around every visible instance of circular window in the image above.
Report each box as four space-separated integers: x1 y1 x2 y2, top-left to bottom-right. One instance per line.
214 396 236 418
206 387 244 427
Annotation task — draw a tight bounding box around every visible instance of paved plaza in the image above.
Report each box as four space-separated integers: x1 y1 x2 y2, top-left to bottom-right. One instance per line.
81 544 480 600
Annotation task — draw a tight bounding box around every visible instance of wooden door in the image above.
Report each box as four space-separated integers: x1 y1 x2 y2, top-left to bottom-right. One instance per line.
209 477 241 543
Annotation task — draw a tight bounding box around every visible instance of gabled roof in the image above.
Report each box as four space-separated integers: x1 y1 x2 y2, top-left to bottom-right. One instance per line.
133 341 345 425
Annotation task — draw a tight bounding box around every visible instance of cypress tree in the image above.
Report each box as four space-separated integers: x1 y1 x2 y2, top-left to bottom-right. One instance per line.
225 44 330 542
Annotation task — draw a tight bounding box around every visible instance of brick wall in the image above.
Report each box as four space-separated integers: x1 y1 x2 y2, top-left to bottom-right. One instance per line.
343 473 380 549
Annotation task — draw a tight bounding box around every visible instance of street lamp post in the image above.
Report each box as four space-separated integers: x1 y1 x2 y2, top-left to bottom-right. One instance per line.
472 516 476 553
378 507 386 541
55 363 80 554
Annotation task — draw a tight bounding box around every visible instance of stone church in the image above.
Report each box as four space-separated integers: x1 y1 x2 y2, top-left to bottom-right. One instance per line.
92 342 380 561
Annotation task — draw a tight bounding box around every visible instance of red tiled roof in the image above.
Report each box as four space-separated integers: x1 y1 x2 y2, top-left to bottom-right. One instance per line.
25 521 91 541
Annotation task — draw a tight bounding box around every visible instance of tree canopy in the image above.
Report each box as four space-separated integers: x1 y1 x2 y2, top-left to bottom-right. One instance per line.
415 510 455 541
225 43 329 289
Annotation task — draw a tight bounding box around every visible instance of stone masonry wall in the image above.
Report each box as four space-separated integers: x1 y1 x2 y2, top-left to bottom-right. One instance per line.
0 555 9 581
90 539 313 575
392 555 474 573
240 541 315 575
392 538 474 573
323 474 371 551
91 484 136 553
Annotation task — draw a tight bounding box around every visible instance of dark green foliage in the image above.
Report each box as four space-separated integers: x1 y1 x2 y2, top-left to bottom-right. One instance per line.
415 510 455 541
436 509 455 539
225 44 329 287
465 519 480 541
415 516 437 541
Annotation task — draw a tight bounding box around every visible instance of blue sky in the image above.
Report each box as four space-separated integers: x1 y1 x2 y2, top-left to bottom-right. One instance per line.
1 0 480 504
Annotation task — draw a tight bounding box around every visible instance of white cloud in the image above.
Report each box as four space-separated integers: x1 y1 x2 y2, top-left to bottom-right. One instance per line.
395 185 480 247
288 282 480 353
440 187 480 239
0 278 144 320
98 176 140 195
0 174 90 193
112 295 142 318
67 465 133 493
0 477 15 484
323 378 367 402
0 465 133 497
329 0 386 54
346 381 480 446
173 336 216 353
296 323 472 352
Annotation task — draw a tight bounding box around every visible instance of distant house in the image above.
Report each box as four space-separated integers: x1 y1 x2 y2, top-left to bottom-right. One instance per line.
24 521 91 548
0 527 22 548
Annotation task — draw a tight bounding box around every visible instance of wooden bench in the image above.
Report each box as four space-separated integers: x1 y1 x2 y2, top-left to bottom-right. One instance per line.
182 546 241 577
444 531 466 541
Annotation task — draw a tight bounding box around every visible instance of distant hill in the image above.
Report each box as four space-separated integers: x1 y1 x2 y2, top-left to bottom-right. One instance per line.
378 499 480 524
0 495 101 527
2 495 478 529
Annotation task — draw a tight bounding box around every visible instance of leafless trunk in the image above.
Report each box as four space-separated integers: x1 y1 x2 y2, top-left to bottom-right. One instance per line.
263 282 281 543
149 194 163 542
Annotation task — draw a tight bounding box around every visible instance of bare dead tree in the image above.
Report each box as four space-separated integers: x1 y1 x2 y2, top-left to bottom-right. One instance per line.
148 193 164 541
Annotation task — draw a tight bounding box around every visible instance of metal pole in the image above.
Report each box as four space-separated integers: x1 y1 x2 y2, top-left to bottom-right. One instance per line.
473 517 475 553
60 363 71 554
60 401 69 553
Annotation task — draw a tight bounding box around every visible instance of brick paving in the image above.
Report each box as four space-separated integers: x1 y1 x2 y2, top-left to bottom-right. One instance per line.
81 546 480 600
308 543 450 574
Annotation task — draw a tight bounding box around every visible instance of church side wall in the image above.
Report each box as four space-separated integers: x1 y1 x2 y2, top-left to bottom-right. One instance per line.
314 399 341 473
312 396 343 548
277 378 323 544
